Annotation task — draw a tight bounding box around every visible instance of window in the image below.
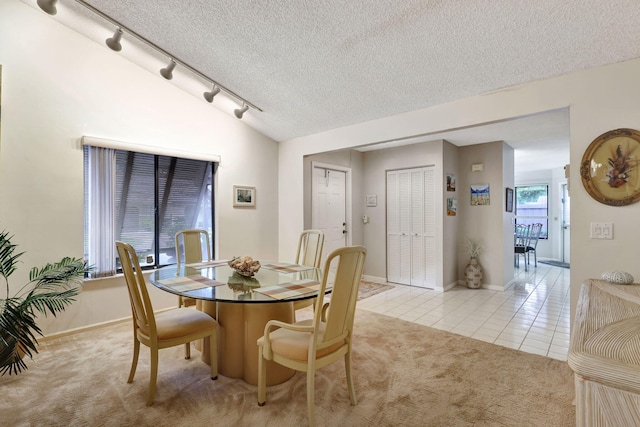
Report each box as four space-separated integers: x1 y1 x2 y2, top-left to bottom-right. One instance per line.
515 185 548 239
84 146 215 277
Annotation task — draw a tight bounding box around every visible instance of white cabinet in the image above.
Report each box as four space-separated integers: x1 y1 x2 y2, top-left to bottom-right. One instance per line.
386 167 436 288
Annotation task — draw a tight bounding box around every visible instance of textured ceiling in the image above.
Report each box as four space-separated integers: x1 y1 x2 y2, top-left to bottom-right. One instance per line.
32 1 640 170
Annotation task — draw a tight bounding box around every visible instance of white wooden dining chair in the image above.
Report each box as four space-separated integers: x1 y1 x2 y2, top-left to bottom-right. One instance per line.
175 229 211 308
293 230 324 317
116 241 218 406
257 245 367 427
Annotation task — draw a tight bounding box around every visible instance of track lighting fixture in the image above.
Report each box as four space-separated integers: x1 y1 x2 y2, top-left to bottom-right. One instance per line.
41 0 262 118
234 103 249 119
105 28 123 52
160 59 176 80
203 84 221 103
37 0 58 15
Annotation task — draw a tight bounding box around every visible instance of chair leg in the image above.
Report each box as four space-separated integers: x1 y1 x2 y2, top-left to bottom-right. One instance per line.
185 342 191 359
209 330 218 380
147 347 159 406
128 336 140 383
257 345 266 406
307 368 316 427
345 351 357 405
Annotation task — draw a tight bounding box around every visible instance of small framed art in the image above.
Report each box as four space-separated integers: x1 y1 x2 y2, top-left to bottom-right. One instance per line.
233 185 256 207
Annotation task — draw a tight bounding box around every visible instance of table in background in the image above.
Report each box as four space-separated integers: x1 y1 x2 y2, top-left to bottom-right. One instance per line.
150 261 324 385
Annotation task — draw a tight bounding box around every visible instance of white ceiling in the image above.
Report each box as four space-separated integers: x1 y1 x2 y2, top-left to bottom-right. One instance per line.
35 1 640 172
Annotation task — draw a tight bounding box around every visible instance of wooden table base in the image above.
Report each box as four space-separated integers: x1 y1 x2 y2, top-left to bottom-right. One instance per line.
200 300 295 386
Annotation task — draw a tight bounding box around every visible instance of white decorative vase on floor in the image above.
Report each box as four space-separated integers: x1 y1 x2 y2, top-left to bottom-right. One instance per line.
465 257 483 289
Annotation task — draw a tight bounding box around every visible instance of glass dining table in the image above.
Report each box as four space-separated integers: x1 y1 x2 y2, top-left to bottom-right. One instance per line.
149 260 325 386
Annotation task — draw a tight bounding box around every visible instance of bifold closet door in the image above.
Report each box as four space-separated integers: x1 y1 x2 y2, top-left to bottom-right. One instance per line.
386 167 436 288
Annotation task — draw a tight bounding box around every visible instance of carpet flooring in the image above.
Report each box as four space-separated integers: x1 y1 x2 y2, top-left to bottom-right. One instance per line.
2 309 575 426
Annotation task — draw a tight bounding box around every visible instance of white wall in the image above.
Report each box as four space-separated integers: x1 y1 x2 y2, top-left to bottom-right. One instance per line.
0 1 279 335
279 56 640 324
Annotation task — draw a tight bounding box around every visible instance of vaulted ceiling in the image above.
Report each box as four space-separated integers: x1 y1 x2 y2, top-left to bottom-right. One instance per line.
30 1 640 171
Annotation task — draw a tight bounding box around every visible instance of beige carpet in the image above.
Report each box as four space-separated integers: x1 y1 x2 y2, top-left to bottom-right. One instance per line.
1 310 575 426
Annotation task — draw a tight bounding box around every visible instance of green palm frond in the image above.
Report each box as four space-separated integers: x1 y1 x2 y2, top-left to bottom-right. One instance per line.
0 231 90 376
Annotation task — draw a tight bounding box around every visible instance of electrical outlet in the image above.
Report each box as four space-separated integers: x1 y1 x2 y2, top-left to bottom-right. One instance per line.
590 222 613 239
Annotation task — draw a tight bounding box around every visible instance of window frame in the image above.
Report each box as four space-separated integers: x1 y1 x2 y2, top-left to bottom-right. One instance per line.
514 184 549 240
84 145 217 277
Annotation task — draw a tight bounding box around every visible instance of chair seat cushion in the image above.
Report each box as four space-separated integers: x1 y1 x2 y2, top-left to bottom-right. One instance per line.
152 308 216 341
514 247 526 254
258 319 345 362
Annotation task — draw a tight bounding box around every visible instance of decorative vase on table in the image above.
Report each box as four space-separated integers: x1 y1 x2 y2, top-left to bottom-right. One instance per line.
465 257 483 289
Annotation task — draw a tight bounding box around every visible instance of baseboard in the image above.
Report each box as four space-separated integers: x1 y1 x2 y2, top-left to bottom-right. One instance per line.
40 307 175 342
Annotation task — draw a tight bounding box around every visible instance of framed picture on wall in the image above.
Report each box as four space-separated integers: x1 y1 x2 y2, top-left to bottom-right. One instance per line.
506 187 514 212
470 184 490 205
366 194 377 207
447 198 457 216
233 185 256 207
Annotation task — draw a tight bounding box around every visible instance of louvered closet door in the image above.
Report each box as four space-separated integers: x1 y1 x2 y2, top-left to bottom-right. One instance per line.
386 167 435 288
386 170 411 285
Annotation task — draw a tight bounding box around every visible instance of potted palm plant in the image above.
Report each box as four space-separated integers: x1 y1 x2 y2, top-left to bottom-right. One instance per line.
0 230 88 375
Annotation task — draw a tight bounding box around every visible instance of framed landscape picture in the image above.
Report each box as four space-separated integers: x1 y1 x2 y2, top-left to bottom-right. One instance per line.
233 185 256 207
471 184 490 206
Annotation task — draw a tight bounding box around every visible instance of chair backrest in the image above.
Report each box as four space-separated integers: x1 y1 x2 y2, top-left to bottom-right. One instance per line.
514 224 531 248
175 229 211 264
528 223 543 248
313 245 367 348
116 241 156 337
295 230 325 268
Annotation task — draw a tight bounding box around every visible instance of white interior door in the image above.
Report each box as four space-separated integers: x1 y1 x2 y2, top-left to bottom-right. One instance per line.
312 166 347 263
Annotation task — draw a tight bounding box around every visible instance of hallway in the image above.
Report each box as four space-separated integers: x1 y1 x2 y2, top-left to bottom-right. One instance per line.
358 263 571 360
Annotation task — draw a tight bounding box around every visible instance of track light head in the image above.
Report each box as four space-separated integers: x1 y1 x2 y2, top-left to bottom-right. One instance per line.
105 28 123 52
37 0 58 15
203 85 221 103
160 59 176 80
234 104 249 119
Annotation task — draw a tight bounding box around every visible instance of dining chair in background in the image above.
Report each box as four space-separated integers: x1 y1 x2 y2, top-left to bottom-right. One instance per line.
116 241 218 406
526 223 543 267
293 230 325 317
257 245 367 427
175 229 211 308
514 224 531 271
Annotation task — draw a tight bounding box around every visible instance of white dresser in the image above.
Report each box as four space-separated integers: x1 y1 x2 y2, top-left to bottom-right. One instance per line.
568 279 640 426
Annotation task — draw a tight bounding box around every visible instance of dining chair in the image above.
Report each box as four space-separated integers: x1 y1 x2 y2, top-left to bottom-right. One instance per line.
175 229 212 308
257 245 367 427
526 223 543 267
293 230 325 317
514 224 531 271
116 241 218 406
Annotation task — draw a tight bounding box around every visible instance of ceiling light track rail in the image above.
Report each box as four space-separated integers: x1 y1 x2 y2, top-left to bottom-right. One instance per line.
38 0 262 117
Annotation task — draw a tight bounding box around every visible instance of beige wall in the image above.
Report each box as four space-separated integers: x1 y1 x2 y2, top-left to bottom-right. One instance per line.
0 1 279 335
360 141 447 287
280 56 640 323
442 141 460 289
458 142 513 290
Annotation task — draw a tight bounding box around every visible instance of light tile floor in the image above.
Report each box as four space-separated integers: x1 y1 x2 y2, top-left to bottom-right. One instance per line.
358 261 571 361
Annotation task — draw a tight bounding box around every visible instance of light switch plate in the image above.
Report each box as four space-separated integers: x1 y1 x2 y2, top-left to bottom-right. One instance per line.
590 222 613 239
